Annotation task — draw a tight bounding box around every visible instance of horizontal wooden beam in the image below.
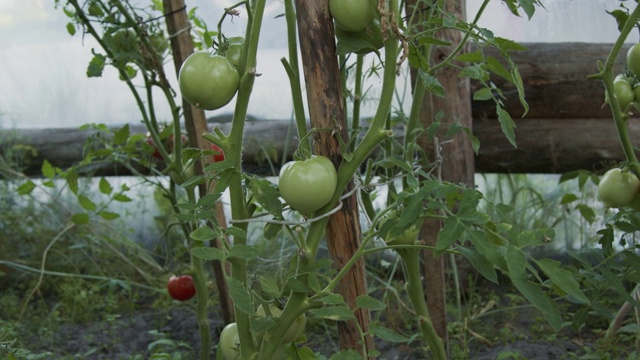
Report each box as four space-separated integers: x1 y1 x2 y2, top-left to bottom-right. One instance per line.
0 43 635 176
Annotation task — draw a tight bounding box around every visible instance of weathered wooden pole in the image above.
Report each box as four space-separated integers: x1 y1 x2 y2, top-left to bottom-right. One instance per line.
163 0 235 325
294 0 375 355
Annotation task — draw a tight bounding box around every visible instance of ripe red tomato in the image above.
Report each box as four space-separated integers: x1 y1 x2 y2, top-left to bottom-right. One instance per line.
208 144 225 163
330 0 375 32
598 168 640 208
178 51 239 110
167 275 196 301
278 155 338 214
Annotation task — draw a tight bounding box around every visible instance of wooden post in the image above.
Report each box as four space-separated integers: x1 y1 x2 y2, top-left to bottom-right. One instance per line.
162 0 235 325
294 0 375 356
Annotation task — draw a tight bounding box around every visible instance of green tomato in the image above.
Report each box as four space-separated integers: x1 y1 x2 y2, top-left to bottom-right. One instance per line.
627 43 640 77
598 168 640 208
223 37 244 72
178 51 240 110
218 322 240 360
612 77 635 110
329 0 375 32
108 28 139 54
379 209 420 245
278 155 338 214
256 304 307 343
335 18 384 55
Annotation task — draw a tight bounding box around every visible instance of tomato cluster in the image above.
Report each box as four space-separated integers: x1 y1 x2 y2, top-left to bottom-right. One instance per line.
330 0 384 55
608 43 640 111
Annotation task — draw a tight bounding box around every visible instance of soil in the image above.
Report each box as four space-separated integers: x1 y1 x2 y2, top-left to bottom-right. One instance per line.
15 304 592 360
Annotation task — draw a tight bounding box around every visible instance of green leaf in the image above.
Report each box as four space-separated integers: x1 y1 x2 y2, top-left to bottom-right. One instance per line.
329 350 363 360
71 213 90 225
112 193 132 202
99 178 113 195
226 226 247 242
472 88 494 101
17 180 36 195
505 246 562 331
308 306 355 321
113 124 130 145
251 316 275 333
191 246 225 262
461 126 480 155
78 195 97 212
560 193 578 205
66 22 76 35
263 223 282 241
320 293 346 305
228 244 259 260
190 226 217 242
534 258 589 304
308 273 322 294
259 275 282 298
419 70 445 97
436 216 463 252
458 247 498 284
42 160 55 179
64 169 79 195
227 277 255 316
87 54 106 77
248 177 283 217
576 204 596 225
496 106 517 148
99 211 119 220
356 295 386 311
369 322 411 343
455 49 484 62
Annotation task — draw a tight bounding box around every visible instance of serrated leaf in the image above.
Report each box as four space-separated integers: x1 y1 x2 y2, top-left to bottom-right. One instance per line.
419 70 445 97
190 226 217 242
113 124 130 145
78 195 97 212
321 293 346 305
71 213 90 225
226 226 247 241
485 56 513 82
42 160 55 179
87 54 106 77
286 277 310 293
248 177 283 217
17 180 36 195
308 306 355 321
191 246 225 261
534 258 589 304
227 277 255 316
356 295 386 311
308 273 322 294
99 177 113 195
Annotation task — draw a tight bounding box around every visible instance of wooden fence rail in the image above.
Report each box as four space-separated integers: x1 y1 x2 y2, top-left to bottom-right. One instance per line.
0 43 636 176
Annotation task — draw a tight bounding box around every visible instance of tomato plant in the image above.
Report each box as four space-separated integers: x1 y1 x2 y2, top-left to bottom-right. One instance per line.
218 322 240 360
178 51 240 110
598 168 640 208
256 304 307 343
167 275 196 301
278 155 338 214
329 0 375 32
627 42 640 77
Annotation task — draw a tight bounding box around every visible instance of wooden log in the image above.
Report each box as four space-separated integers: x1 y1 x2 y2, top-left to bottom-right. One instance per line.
0 115 633 176
0 42 635 176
